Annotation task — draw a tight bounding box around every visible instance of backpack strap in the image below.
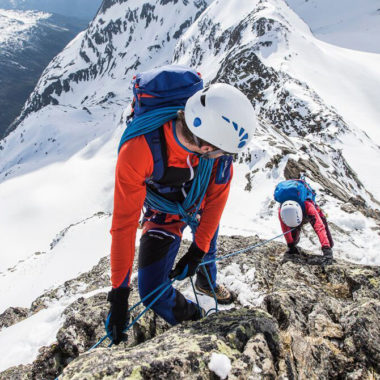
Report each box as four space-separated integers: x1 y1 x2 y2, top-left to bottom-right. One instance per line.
143 126 197 199
144 127 168 183
297 179 317 203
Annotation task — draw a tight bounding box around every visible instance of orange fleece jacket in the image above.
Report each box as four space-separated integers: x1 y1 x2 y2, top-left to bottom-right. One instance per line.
110 121 232 288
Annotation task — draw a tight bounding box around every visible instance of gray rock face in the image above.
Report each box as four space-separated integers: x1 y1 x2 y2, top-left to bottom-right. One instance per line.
1 235 379 379
61 308 282 380
0 306 29 330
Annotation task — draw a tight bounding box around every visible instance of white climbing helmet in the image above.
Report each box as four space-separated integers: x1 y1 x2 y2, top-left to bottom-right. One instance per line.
280 201 303 227
184 83 257 153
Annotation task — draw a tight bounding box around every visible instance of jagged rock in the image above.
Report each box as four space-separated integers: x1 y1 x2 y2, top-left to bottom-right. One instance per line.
0 364 31 380
284 157 380 222
342 300 380 372
60 308 284 379
2 236 380 379
0 306 29 329
284 157 349 203
56 293 110 357
341 202 357 214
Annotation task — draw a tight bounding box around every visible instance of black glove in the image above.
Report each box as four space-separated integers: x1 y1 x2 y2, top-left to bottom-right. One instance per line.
322 246 333 258
322 246 333 257
169 243 205 280
321 246 333 265
106 287 130 345
286 244 299 255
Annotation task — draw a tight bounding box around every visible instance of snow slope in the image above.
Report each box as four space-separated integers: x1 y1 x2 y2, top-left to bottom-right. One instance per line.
281 0 380 207
174 0 380 252
286 0 380 54
264 1 380 198
0 287 107 372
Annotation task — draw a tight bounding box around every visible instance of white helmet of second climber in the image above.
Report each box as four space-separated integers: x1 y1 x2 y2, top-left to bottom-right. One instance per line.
280 201 303 227
184 83 257 153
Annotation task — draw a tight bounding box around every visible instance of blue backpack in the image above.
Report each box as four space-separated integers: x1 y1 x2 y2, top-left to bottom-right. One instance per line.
131 64 203 118
119 64 204 185
117 65 213 231
119 64 203 151
274 179 316 209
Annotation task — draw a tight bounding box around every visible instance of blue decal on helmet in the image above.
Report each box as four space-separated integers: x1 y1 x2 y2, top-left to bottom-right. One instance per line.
221 116 250 150
193 117 202 127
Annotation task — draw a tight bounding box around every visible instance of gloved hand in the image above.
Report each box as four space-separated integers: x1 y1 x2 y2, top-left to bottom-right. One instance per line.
106 287 130 345
169 243 205 280
322 246 333 258
286 244 300 255
321 246 333 265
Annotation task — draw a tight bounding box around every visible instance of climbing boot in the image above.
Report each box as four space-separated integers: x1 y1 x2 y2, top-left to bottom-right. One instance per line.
195 281 233 305
285 245 300 255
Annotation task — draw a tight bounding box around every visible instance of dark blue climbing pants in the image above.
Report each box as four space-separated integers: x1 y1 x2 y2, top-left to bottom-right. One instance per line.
138 226 218 325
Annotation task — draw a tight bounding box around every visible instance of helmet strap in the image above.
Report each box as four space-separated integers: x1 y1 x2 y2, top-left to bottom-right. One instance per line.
192 134 203 149
193 131 233 159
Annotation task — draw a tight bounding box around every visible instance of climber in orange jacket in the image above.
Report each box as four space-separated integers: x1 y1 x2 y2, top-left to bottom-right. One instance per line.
107 82 257 344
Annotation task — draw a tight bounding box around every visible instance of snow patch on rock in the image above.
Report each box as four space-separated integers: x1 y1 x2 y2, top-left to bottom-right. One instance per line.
208 352 232 380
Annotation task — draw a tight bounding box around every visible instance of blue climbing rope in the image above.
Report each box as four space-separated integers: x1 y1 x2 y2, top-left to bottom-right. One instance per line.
87 229 294 352
118 106 215 232
199 229 294 266
190 277 202 314
144 152 214 233
107 278 176 348
201 265 219 314
118 106 183 152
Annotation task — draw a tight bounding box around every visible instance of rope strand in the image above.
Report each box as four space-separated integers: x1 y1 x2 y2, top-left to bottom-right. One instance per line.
119 106 215 233
89 229 293 352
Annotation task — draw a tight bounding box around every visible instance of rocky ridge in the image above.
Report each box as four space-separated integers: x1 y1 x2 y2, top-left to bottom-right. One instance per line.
2 0 378 258
173 0 380 220
1 235 379 379
10 0 210 129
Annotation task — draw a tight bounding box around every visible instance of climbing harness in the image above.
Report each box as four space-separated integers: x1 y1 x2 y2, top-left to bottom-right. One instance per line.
89 229 294 350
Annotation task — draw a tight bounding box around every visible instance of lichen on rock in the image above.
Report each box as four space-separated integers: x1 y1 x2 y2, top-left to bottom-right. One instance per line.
1 236 380 379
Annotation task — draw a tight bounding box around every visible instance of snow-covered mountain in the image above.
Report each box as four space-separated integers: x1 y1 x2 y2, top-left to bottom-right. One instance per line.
286 0 380 53
0 9 87 138
0 0 380 373
0 0 102 21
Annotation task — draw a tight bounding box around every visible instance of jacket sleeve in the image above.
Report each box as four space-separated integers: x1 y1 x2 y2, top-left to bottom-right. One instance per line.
194 157 233 253
305 200 331 248
278 208 294 245
110 136 153 288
